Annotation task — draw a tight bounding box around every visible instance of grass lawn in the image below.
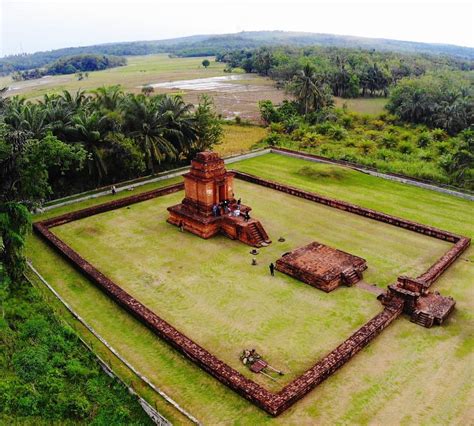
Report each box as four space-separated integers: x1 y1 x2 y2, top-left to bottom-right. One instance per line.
216 124 268 157
27 153 473 425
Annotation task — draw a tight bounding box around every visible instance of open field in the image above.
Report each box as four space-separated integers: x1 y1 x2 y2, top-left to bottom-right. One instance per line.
334 96 388 115
1 54 286 122
27 153 473 424
1 54 389 121
216 124 268 156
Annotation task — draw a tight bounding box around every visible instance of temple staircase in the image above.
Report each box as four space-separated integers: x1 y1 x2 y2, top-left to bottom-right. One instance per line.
246 221 271 247
410 310 435 328
342 269 361 286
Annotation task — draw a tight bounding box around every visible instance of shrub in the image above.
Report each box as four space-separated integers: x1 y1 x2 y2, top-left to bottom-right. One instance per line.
234 116 241 124
299 132 320 148
436 142 451 155
263 132 286 147
417 132 433 148
358 140 377 155
269 122 285 134
370 119 385 130
327 124 348 141
379 133 398 149
340 115 354 129
398 141 415 154
432 128 448 141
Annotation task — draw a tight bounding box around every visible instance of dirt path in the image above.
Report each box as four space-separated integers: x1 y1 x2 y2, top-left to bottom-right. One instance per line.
355 281 385 296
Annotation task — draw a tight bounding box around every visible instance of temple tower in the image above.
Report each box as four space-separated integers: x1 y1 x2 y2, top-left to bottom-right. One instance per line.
167 151 271 247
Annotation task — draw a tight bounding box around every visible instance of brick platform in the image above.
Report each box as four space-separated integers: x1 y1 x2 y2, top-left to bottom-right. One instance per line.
33 170 470 416
276 242 367 292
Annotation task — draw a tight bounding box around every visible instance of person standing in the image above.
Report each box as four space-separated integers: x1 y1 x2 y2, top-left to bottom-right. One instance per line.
269 263 275 276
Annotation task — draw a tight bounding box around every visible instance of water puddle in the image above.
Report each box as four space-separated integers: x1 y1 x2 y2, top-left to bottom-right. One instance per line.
146 75 260 93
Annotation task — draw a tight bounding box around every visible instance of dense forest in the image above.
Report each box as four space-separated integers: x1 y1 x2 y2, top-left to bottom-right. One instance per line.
1 30 473 75
11 54 127 81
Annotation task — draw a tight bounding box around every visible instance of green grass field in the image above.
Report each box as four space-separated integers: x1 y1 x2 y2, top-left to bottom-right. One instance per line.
334 96 388 115
0 54 226 100
27 153 473 425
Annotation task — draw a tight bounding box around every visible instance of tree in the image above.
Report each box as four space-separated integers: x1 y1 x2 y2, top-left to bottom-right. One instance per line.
141 85 154 96
193 95 223 154
71 111 109 183
387 72 473 134
122 95 179 171
288 64 334 115
0 131 85 282
440 129 474 186
202 59 210 69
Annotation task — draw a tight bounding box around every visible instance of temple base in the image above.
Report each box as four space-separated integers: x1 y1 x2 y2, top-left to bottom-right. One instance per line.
168 204 271 247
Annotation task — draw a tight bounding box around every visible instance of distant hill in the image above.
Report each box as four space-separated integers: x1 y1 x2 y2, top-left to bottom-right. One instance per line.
1 30 473 75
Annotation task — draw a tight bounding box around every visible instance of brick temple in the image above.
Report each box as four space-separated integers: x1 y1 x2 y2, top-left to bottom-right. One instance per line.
167 151 271 247
276 241 367 292
380 276 455 328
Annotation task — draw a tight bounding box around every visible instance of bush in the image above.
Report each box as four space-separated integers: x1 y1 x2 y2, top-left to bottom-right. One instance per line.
379 133 398 149
269 122 285 134
263 132 286 147
358 140 377 155
299 132 320 148
398 141 415 154
431 128 448 141
315 123 347 140
417 132 433 148
370 119 385 130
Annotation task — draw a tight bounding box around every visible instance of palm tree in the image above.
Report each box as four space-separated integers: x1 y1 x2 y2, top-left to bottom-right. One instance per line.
121 95 178 171
154 95 197 157
72 111 108 183
93 85 124 111
0 86 8 111
289 64 333 115
3 99 48 140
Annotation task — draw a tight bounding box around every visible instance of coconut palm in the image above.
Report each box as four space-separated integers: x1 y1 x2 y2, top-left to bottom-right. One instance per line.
3 99 48 140
121 95 178 171
290 64 333 115
154 95 197 157
72 111 108 183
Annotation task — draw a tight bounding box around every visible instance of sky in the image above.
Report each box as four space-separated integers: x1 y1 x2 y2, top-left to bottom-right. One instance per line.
1 0 473 57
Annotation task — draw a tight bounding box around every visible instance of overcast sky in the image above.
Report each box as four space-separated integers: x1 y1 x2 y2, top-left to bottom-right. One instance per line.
1 0 473 57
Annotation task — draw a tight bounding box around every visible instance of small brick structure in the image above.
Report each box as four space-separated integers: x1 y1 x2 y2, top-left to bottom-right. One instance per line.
167 152 271 247
33 167 470 416
276 242 367 292
380 276 456 328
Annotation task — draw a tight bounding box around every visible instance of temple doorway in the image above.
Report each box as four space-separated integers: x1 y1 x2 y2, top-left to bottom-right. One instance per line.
218 184 226 201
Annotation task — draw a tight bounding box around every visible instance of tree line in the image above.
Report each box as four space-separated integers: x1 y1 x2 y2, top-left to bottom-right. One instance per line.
217 46 473 99
12 54 127 81
2 30 473 76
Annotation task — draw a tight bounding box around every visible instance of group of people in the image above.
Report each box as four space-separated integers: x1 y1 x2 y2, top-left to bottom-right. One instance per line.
212 198 250 221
